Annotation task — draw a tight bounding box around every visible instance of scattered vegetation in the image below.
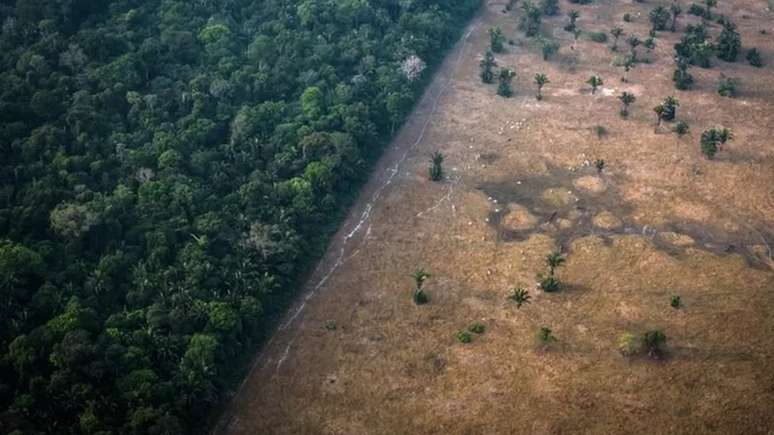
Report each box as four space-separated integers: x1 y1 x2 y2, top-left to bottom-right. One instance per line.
716 20 742 62
595 159 606 173
468 323 486 334
675 121 690 136
565 10 580 33
538 251 565 292
676 23 713 68
325 320 338 331
541 38 561 61
653 104 665 130
717 75 738 97
700 127 733 159
673 55 695 90
540 0 560 16
534 73 550 100
610 27 624 51
508 287 532 308
661 96 679 122
520 1 544 37
670 3 683 32
537 326 558 349
456 330 473 343
627 35 641 62
429 151 445 181
623 13 632 23
588 31 608 43
595 125 608 139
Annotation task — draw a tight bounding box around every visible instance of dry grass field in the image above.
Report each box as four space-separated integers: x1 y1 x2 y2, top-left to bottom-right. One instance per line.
217 0 774 433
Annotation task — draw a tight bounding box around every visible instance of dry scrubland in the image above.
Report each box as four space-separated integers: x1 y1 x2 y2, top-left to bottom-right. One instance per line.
219 0 774 433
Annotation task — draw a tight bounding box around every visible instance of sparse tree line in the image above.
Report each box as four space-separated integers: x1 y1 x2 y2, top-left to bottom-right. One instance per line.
0 0 481 433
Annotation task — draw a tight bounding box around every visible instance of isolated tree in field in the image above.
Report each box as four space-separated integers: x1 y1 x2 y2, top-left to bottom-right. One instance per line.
643 330 667 359
716 19 741 62
546 251 565 275
661 96 679 121
565 10 580 33
717 75 738 97
670 3 682 32
627 35 641 61
587 75 603 95
508 287 531 308
541 38 560 60
540 0 560 16
489 27 506 53
411 269 431 304
653 104 665 130
700 128 732 158
497 68 516 97
649 6 671 32
747 48 763 67
673 55 694 90
534 73 549 100
520 1 543 37
429 151 444 181
675 120 690 136
618 91 636 118
538 251 565 292
610 26 624 51
480 50 497 84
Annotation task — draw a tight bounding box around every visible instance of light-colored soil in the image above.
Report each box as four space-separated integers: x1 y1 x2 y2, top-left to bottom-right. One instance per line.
218 1 774 433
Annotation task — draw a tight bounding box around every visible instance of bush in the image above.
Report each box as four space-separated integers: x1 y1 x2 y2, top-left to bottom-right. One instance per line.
717 75 738 97
716 20 741 62
414 289 430 305
541 39 560 60
594 125 608 138
618 333 642 357
468 323 486 334
688 3 706 17
538 274 560 292
675 121 690 136
649 6 671 31
643 330 667 358
537 326 557 347
670 295 682 308
623 13 632 22
456 330 473 343
588 31 608 43
540 0 560 16
747 48 763 67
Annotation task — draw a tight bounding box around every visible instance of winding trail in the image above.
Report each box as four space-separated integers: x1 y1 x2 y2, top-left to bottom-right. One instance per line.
214 15 481 434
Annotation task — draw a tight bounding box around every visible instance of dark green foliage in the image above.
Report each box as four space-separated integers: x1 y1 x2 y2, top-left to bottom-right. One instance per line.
700 128 732 159
541 39 561 60
508 287 532 308
747 48 763 67
0 1 479 430
565 10 580 33
468 323 486 334
490 27 506 53
717 75 738 97
673 56 695 90
498 68 517 97
595 125 608 138
627 35 641 61
619 91 636 118
538 251 564 292
623 13 633 23
595 159 606 173
537 327 558 347
456 330 473 343
481 50 498 84
675 121 690 136
587 76 603 95
670 295 682 309
520 1 543 37
716 20 742 62
643 330 667 358
649 6 671 32
644 37 656 50
610 27 624 51
412 269 432 304
688 3 709 19
675 23 713 68
429 151 445 181
588 32 608 43
670 4 683 32
325 320 337 331
540 0 561 16
569 0 593 4
534 73 550 100
661 96 679 122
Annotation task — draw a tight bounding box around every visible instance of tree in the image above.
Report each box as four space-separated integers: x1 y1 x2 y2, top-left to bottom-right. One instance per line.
429 151 444 181
620 55 636 82
534 73 549 100
716 19 741 62
538 251 564 292
546 251 565 275
497 68 516 97
537 326 557 348
610 26 624 51
520 1 543 37
489 27 506 53
618 92 636 118
565 10 580 33
700 128 732 158
480 50 497 84
411 269 431 304
653 104 665 130
717 75 738 97
587 75 603 95
540 38 560 60
643 330 667 359
747 48 763 67
508 287 531 308
673 55 694 90
649 6 671 32
670 3 682 32
627 35 641 62
703 0 717 19
540 0 560 16
661 96 679 121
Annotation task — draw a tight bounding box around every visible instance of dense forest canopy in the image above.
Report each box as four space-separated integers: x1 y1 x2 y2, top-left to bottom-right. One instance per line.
0 0 479 433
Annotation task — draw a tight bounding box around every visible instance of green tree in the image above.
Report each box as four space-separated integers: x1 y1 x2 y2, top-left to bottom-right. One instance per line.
534 73 549 100
670 3 682 32
587 75 603 95
610 26 624 51
618 91 636 118
661 96 679 121
520 1 543 37
540 0 560 16
627 35 641 61
565 10 580 33
489 27 506 53
746 48 763 67
508 287 531 308
540 38 560 60
480 50 497 84
653 104 665 130
497 68 516 98
411 269 431 304
716 19 741 62
643 330 667 359
649 6 670 32
429 151 444 181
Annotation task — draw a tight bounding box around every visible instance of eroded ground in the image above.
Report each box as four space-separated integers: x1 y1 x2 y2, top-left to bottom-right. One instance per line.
218 1 774 433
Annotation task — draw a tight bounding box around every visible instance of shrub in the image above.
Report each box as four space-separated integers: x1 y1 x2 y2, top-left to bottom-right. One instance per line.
716 20 741 62
747 48 763 67
480 50 497 84
675 121 690 136
429 151 444 181
489 27 506 53
414 290 430 304
508 287 531 308
456 330 472 343
537 327 557 347
594 159 605 173
325 320 337 330
497 68 516 97
468 323 486 334
618 332 642 356
649 6 671 32
520 1 543 37
540 0 560 16
673 56 694 90
670 295 682 308
688 3 706 17
588 31 608 43
717 75 738 97
661 96 679 121
541 39 560 60
623 13 632 22
538 274 560 292
594 125 607 138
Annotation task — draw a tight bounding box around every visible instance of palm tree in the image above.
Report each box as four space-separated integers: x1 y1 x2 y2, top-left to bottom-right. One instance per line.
429 151 444 181
661 96 679 121
508 287 531 308
670 3 682 32
587 75 603 95
480 50 497 84
618 91 636 118
621 56 635 82
497 68 516 97
653 104 665 131
565 10 580 33
717 127 733 152
411 269 431 304
610 26 624 51
546 251 565 275
534 73 549 100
